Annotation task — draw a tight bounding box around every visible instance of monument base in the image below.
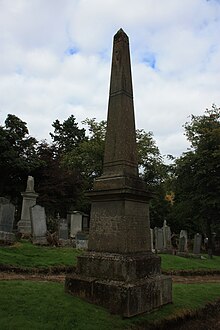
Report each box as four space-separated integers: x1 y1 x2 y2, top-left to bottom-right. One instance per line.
65 273 172 317
0 231 16 245
32 236 48 245
17 219 32 237
65 252 172 317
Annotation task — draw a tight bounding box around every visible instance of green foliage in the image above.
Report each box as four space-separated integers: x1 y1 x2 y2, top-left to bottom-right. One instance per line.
0 114 40 202
50 115 86 154
171 105 220 237
62 118 106 186
33 141 84 217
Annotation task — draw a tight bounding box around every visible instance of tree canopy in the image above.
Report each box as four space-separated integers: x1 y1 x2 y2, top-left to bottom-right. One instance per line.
170 105 220 253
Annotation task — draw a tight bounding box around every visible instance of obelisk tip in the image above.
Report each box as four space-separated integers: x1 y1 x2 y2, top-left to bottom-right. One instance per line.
114 28 129 43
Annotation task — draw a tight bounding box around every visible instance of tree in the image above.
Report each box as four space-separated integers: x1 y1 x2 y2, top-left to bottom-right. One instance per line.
0 114 40 201
136 129 172 228
50 115 86 154
34 142 83 217
62 118 106 186
171 105 220 255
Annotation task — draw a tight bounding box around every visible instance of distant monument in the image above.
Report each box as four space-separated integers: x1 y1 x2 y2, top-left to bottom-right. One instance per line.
65 29 172 317
0 197 16 244
30 205 47 245
17 176 38 236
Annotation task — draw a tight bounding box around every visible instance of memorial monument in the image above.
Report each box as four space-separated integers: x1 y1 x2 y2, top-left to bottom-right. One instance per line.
18 176 38 236
65 29 172 317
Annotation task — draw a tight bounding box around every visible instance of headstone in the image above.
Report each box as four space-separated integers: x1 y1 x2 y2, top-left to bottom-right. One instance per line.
65 29 172 317
150 228 154 252
162 220 172 250
59 218 68 240
0 198 15 232
69 211 83 238
193 233 202 254
179 230 188 252
154 227 164 251
75 231 89 249
30 205 47 245
179 236 186 252
17 176 39 236
0 198 16 244
69 211 89 238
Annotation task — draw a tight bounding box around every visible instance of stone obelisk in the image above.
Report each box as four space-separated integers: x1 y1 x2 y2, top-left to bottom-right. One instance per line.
65 29 172 317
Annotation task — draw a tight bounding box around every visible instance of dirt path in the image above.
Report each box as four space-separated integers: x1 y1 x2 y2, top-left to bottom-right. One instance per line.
172 274 220 283
0 272 65 282
0 272 220 284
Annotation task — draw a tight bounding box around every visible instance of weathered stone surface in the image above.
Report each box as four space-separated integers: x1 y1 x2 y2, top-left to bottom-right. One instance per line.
17 176 38 236
59 218 68 240
0 230 16 245
76 252 161 281
65 29 172 317
65 274 172 317
0 199 15 233
30 205 47 245
102 29 138 179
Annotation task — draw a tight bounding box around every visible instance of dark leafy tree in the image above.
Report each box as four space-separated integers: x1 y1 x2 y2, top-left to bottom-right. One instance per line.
0 114 40 202
171 105 220 255
50 115 86 154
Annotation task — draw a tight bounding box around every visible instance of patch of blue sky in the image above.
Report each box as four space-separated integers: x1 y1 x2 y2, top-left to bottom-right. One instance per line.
65 46 78 56
98 48 110 61
15 65 23 75
142 52 156 69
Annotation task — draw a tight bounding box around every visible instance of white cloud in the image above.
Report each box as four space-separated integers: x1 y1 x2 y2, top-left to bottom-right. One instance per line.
0 0 220 159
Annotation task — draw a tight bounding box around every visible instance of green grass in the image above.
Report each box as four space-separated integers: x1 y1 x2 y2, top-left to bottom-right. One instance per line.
1 241 220 271
160 253 220 271
0 281 219 330
0 240 81 268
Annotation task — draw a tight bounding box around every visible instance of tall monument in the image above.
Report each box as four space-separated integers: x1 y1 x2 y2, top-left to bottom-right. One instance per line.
17 176 38 236
65 29 172 317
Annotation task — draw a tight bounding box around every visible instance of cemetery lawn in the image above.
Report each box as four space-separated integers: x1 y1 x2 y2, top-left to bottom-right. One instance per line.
160 253 220 272
0 240 220 272
0 240 81 268
0 280 220 329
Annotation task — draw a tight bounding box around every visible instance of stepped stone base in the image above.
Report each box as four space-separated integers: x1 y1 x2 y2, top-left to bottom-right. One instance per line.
65 273 172 317
65 252 172 317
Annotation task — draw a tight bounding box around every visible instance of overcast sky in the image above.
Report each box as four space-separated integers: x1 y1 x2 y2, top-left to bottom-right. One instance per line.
0 0 219 159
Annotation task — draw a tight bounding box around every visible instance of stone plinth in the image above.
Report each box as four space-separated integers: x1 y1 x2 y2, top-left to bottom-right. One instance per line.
66 274 172 317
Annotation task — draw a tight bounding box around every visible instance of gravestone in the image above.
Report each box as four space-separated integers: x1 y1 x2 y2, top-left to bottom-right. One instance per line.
0 198 16 244
59 218 68 240
179 230 188 252
65 29 172 317
17 176 39 236
30 205 47 245
193 233 202 254
179 236 186 252
162 220 171 250
69 211 82 238
154 227 164 251
75 231 89 249
150 228 154 252
69 211 89 238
